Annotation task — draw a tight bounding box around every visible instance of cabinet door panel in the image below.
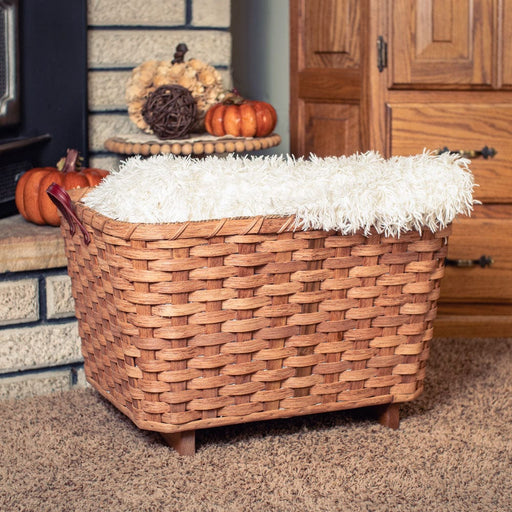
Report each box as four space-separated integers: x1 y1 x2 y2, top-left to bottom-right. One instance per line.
501 0 512 86
304 0 360 69
390 0 493 86
389 103 512 203
302 103 360 157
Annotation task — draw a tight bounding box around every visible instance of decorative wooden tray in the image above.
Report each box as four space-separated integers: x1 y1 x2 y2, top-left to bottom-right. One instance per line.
104 133 282 157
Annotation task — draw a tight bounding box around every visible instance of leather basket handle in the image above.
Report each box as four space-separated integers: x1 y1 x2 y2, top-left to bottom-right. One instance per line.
46 183 91 245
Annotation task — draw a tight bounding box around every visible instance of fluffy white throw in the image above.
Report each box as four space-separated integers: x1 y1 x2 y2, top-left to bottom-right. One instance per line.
82 151 475 237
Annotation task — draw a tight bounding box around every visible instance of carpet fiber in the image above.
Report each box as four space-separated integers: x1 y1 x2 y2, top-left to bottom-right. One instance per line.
1 337 511 512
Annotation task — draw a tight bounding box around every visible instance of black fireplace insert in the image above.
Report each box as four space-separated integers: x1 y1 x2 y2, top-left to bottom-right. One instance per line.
0 0 87 218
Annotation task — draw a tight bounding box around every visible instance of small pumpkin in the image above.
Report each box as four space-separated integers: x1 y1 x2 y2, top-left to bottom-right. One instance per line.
15 148 108 226
204 93 277 138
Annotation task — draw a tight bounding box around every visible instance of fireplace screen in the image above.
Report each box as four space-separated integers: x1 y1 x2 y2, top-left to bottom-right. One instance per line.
0 0 19 127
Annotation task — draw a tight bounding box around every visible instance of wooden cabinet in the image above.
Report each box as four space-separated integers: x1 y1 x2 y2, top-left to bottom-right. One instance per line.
290 0 512 336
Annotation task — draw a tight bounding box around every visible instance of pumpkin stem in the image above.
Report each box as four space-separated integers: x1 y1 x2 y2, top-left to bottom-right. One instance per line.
59 148 80 174
172 43 188 64
222 89 246 106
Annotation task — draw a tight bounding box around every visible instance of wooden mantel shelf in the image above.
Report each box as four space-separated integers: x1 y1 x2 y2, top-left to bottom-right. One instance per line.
0 215 67 273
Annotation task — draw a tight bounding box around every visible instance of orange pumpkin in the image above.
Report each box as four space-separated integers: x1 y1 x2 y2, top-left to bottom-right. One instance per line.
15 148 108 226
204 95 277 138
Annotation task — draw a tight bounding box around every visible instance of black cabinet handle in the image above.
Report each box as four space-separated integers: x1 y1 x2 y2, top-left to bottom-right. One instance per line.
436 146 497 159
445 255 494 268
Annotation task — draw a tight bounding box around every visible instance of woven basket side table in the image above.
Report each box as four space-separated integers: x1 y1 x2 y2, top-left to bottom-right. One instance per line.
53 187 451 456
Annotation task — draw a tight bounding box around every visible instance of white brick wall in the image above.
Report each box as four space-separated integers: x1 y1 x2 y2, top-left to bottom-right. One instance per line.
88 31 231 69
46 275 76 319
87 0 186 26
0 367 88 401
0 270 83 400
88 70 132 111
89 114 137 154
0 279 39 326
192 0 231 26
0 370 75 401
0 322 81 374
87 0 232 169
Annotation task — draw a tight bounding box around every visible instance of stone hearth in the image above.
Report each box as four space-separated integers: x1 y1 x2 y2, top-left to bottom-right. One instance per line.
0 216 85 400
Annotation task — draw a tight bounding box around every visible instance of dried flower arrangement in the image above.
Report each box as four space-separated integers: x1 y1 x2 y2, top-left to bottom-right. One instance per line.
126 43 226 136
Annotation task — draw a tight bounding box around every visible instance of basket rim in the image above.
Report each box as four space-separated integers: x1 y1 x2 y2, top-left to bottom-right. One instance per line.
69 187 306 241
67 188 451 242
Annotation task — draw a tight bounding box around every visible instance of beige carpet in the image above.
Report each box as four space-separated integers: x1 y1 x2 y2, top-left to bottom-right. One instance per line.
1 337 511 512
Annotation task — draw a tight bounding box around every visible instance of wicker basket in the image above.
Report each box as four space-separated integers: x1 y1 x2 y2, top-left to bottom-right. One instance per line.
53 187 451 454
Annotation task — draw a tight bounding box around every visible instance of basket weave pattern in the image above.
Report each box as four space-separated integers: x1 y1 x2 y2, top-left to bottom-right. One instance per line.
62 193 450 434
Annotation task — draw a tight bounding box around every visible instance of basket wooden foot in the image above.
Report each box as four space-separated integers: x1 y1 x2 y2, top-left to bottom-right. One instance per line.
375 403 400 430
160 430 196 456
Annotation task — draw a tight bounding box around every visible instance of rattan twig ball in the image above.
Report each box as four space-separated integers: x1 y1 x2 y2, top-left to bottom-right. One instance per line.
142 84 197 139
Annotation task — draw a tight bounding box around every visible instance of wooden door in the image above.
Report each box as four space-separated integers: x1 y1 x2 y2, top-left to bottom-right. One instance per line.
501 0 512 86
290 0 363 157
390 0 494 87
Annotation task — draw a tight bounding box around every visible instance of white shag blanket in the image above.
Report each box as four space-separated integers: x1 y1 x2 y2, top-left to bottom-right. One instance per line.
83 151 476 237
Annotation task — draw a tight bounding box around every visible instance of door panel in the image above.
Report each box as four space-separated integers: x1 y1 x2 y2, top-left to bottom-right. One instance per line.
304 0 361 69
501 0 512 86
390 0 493 87
303 103 360 157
